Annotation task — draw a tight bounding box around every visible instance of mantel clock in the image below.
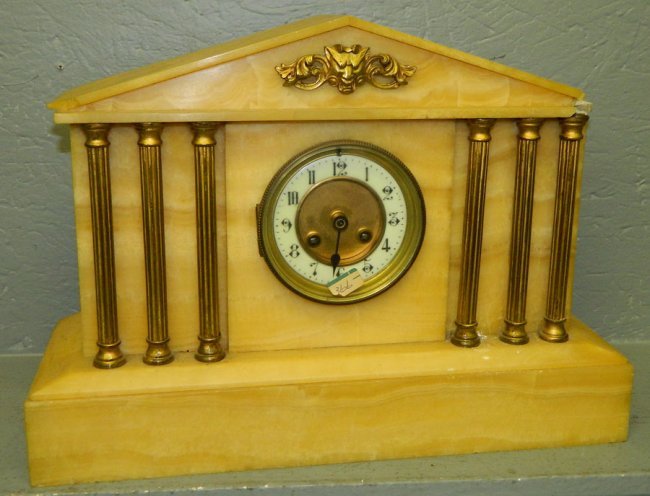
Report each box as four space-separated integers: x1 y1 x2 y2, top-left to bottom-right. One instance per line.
25 16 632 486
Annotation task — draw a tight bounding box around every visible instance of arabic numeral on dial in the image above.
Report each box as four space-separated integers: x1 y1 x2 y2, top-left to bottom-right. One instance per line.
287 191 299 205
310 262 318 277
362 259 374 274
288 244 300 258
388 212 400 226
365 166 370 182
381 238 391 252
281 218 293 232
382 185 394 200
333 159 348 176
308 170 316 185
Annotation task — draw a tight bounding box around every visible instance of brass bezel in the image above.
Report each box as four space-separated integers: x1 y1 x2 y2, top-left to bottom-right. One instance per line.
258 140 426 304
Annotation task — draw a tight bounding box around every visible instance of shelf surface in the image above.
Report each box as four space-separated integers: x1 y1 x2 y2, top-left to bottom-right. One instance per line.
2 341 649 496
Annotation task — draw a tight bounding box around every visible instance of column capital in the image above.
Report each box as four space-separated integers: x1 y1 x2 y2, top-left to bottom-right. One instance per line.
516 118 544 141
467 118 495 142
82 123 111 147
191 121 219 146
135 122 164 147
560 114 589 141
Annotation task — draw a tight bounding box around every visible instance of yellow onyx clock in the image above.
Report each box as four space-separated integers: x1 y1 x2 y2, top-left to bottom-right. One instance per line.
257 141 425 303
26 15 633 488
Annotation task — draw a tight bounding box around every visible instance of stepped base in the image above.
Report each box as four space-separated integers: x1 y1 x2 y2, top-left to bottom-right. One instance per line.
25 313 632 486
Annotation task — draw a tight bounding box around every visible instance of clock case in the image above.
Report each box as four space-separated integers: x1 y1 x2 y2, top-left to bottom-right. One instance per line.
26 16 632 486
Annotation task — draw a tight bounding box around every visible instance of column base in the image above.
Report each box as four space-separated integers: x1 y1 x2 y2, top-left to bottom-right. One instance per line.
195 337 226 363
143 340 174 365
500 320 530 345
451 322 481 347
540 317 570 343
93 342 126 369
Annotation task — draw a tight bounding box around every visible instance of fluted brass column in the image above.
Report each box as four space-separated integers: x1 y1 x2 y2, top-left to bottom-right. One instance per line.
541 114 589 342
192 122 226 363
501 118 544 345
83 123 126 369
136 123 173 365
452 119 495 348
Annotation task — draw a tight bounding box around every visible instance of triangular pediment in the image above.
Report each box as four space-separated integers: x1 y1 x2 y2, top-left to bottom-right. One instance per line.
49 15 584 123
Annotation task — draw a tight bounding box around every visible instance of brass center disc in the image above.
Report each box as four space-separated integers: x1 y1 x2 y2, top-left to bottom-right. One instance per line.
296 177 385 266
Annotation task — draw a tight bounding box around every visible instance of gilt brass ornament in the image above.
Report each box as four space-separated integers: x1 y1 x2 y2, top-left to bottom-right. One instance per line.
501 118 544 345
451 119 495 348
136 123 174 365
191 122 226 363
82 123 126 369
275 44 416 94
541 114 589 343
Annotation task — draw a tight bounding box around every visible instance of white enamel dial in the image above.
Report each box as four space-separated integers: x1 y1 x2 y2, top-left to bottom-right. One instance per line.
273 156 405 284
258 141 425 304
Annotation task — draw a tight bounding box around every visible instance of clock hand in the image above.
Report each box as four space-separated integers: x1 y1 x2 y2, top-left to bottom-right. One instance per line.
330 213 348 276
331 229 342 276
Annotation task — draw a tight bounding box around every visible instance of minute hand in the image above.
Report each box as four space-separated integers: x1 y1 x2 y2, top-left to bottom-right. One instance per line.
330 213 348 276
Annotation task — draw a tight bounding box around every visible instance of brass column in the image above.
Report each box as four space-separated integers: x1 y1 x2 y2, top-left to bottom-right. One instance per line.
452 119 495 348
501 118 544 345
541 114 589 342
82 123 125 369
192 122 226 362
136 123 173 365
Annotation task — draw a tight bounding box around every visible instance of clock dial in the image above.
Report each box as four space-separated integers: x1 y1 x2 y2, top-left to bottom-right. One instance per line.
257 141 425 303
